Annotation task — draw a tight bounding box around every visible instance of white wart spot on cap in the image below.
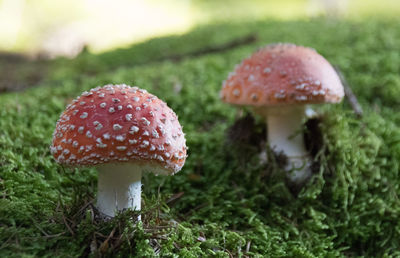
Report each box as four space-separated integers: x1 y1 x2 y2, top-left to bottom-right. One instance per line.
312 89 326 96
96 143 107 148
263 67 271 74
141 117 150 126
113 124 123 131
116 135 125 142
296 83 308 90
295 96 308 101
82 91 92 97
233 89 240 97
80 112 88 119
140 140 149 148
158 125 166 135
93 121 103 131
129 126 139 134
116 146 127 151
125 114 132 121
152 129 159 138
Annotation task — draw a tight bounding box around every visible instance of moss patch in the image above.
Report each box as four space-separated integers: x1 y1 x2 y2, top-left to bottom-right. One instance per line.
1 18 400 257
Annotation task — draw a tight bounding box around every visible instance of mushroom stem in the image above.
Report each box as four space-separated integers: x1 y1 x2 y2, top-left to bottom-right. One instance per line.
261 106 311 184
97 163 142 217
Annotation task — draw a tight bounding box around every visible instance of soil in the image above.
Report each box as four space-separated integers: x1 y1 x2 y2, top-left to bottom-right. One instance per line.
0 52 48 93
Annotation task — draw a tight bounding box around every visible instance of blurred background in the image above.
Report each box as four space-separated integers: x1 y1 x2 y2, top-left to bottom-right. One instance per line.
0 0 399 59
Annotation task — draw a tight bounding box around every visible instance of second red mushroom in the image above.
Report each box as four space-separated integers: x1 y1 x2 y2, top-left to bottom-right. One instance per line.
220 43 344 185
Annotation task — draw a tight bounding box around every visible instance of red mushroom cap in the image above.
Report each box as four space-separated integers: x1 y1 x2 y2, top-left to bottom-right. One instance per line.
220 43 344 106
50 84 187 174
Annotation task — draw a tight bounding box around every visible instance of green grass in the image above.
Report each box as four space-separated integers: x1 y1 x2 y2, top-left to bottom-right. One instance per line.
1 18 400 257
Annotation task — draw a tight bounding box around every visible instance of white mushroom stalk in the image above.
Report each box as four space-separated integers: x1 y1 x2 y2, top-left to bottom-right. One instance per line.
256 106 311 184
97 163 142 217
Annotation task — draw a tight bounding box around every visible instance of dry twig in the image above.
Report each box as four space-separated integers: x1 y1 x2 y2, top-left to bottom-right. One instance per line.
334 66 363 117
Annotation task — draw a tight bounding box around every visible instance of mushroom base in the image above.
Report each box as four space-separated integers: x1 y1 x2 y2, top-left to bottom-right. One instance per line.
256 106 312 185
97 163 142 218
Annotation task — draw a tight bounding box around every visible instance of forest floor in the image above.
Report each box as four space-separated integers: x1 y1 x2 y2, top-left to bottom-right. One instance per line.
1 18 400 257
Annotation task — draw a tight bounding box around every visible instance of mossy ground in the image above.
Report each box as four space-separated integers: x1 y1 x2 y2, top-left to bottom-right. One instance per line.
1 18 400 257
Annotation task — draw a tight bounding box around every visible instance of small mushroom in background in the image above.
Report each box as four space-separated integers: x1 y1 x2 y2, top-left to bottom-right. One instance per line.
220 43 344 185
51 84 187 217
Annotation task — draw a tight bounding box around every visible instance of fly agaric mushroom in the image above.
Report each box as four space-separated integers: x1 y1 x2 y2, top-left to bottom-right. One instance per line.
51 84 187 217
220 43 344 185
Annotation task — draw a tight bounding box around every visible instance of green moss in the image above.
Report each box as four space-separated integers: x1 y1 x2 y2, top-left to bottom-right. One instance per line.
1 18 400 256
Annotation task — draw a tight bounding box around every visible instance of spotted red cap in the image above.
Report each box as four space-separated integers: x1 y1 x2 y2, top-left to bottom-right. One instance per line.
50 84 187 174
220 43 344 106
